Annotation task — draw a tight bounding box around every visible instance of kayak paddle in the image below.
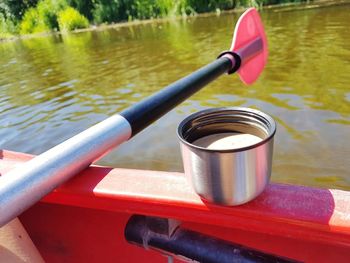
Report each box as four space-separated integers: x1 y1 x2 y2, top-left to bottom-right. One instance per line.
0 8 267 226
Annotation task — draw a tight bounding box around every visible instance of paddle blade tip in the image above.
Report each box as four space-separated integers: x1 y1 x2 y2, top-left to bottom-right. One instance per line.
231 8 268 85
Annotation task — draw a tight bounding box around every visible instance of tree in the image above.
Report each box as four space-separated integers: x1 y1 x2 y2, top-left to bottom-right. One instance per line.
0 0 38 20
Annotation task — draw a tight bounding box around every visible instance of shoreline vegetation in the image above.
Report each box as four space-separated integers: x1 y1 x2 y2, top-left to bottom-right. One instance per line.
0 0 348 41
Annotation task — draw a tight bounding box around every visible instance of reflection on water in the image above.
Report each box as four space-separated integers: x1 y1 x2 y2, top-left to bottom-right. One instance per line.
0 4 349 189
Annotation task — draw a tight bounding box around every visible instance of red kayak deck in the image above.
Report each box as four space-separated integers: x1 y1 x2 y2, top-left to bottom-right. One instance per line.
1 149 350 262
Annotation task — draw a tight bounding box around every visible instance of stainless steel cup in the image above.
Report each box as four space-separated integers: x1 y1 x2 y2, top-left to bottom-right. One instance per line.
177 107 276 206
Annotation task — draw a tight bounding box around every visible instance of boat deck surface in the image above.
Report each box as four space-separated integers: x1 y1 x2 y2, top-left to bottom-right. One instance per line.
1 149 350 262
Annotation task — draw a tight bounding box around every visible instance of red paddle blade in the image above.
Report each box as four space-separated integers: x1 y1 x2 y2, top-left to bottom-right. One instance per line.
231 8 268 85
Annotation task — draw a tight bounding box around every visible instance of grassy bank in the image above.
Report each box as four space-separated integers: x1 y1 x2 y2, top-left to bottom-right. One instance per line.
1 0 309 39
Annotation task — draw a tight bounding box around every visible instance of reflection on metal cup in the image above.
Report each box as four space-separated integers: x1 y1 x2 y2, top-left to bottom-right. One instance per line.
177 107 276 206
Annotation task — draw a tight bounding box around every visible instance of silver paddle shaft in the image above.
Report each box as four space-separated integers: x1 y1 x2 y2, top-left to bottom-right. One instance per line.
0 114 131 227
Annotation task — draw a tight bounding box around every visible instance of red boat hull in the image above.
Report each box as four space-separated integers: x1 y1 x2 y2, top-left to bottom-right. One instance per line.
1 149 350 262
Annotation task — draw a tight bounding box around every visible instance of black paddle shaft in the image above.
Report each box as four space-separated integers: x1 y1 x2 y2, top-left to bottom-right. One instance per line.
120 55 237 137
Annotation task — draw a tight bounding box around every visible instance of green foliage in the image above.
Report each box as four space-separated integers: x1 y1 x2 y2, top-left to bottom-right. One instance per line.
19 0 67 34
57 7 89 31
20 0 88 33
20 8 46 34
91 0 195 23
0 0 38 20
92 0 123 24
132 0 160 19
36 0 68 30
4 0 310 36
0 13 17 38
66 0 94 21
156 0 175 16
0 1 21 38
184 0 234 13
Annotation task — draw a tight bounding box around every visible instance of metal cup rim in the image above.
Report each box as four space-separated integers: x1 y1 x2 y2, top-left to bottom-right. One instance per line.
177 107 276 153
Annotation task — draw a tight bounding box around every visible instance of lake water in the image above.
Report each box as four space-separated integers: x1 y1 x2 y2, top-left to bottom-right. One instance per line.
0 4 349 190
